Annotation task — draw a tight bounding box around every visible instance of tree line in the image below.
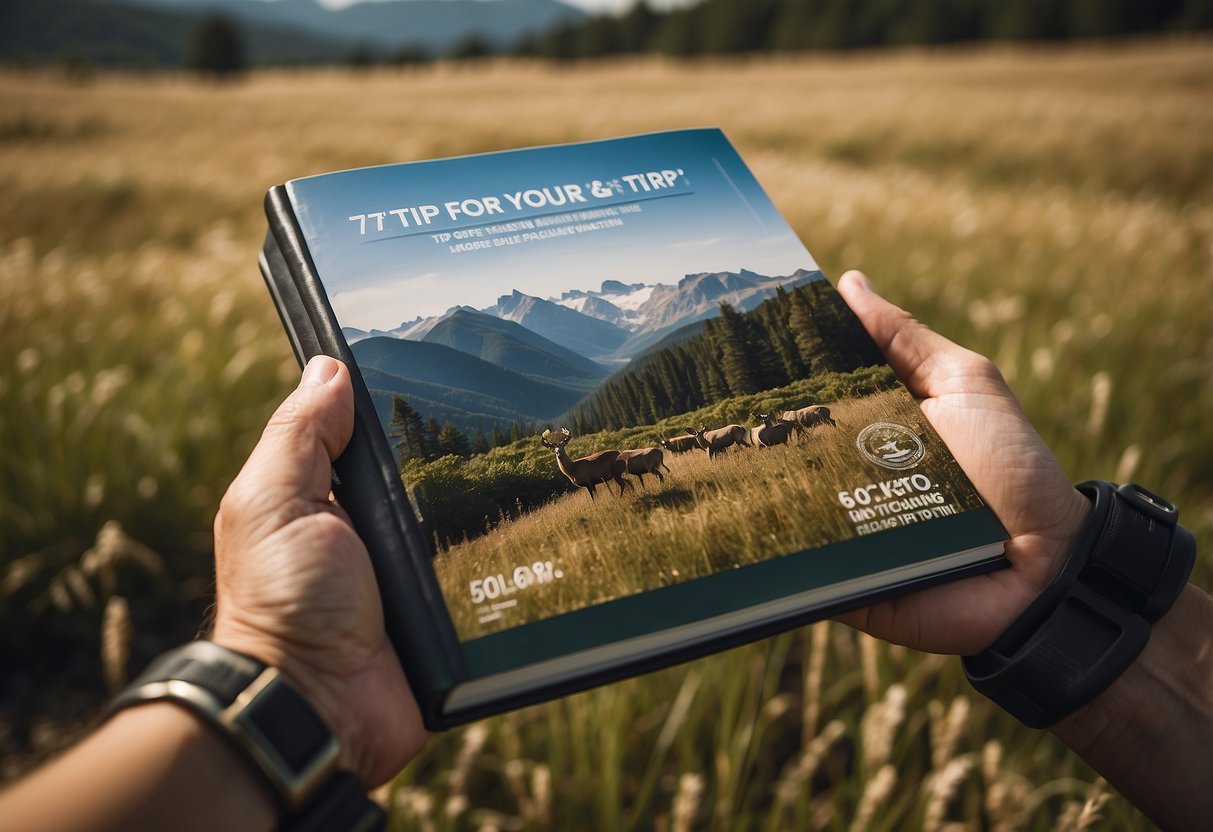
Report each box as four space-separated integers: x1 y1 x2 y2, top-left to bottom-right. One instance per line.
516 0 1212 61
387 397 534 466
566 281 884 432
396 0 1213 65
197 0 1213 75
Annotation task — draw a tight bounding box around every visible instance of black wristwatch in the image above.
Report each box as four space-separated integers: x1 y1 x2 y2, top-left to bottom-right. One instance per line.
105 641 385 831
964 480 1196 728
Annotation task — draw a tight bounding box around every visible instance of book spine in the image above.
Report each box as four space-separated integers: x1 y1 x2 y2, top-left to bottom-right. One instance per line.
261 187 467 728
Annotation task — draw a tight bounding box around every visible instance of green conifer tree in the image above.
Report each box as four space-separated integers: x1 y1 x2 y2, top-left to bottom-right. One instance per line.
387 395 428 467
788 284 828 373
436 422 471 458
185 14 246 79
714 303 759 394
471 427 490 455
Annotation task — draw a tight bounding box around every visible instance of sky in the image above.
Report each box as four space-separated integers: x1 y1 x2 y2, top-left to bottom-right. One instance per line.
317 0 700 13
286 130 818 331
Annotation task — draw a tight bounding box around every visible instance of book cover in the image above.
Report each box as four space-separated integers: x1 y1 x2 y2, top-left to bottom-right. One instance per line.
262 128 1008 726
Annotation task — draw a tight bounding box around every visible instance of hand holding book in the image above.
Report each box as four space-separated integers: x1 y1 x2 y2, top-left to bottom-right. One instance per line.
833 270 1093 654
836 272 1210 830
210 356 427 787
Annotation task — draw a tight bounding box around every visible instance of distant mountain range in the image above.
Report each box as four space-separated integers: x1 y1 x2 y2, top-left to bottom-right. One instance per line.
369 267 824 360
422 308 606 383
1 0 584 67
617 267 823 356
352 334 590 434
2 0 348 66
127 0 584 51
486 290 631 360
556 279 652 329
345 268 824 436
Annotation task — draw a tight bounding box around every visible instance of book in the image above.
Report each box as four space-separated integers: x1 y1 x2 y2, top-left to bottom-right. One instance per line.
259 128 1009 729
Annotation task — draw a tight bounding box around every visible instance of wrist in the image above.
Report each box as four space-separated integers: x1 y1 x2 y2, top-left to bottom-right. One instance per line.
112 703 279 832
1050 583 1213 829
5 701 277 832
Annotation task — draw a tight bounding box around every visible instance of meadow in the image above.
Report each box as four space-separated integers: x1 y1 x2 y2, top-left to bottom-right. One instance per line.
2 39 1211 828
434 387 984 639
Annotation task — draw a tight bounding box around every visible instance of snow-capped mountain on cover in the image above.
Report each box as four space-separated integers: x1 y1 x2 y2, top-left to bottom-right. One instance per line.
484 290 630 360
555 281 654 330
345 268 823 361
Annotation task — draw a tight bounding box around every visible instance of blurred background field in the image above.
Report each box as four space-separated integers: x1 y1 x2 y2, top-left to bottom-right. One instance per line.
2 8 1211 828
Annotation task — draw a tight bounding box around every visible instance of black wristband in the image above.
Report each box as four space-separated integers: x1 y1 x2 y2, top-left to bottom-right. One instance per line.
963 481 1196 728
279 770 386 832
105 641 384 830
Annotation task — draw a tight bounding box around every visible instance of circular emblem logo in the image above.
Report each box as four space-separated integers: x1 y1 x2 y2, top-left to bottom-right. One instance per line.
856 422 926 470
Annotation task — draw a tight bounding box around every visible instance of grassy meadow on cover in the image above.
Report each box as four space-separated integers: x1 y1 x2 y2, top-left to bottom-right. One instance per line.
433 386 984 639
2 40 1211 827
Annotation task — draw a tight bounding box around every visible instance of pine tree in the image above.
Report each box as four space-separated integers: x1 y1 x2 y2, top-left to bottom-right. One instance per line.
702 343 731 403
185 14 246 79
576 16 624 57
654 9 701 55
471 428 490 455
715 303 759 395
809 282 882 371
700 0 779 53
437 422 471 458
788 284 829 374
620 1 660 52
771 0 812 51
387 395 428 467
490 424 506 448
765 287 808 379
424 417 443 459
989 0 1069 39
742 309 787 390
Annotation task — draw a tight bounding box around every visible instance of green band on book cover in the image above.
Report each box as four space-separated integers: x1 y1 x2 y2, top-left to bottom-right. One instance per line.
462 508 1006 676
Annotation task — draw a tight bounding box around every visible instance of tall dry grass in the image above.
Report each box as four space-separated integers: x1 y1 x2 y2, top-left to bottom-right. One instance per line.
2 38 1210 826
435 388 982 638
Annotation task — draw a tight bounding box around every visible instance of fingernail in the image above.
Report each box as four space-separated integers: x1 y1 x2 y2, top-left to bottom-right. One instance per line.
301 355 339 387
842 270 872 292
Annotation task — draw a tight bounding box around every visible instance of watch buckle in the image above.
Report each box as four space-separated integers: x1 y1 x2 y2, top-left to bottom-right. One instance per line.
1117 482 1178 525
222 667 341 810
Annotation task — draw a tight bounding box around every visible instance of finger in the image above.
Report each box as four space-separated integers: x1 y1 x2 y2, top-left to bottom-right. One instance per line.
837 270 968 397
233 356 355 506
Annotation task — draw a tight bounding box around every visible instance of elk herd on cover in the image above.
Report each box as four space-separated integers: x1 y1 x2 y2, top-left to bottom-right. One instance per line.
540 405 837 500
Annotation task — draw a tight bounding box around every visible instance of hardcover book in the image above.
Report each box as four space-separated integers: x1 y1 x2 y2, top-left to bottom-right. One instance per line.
259 128 1009 729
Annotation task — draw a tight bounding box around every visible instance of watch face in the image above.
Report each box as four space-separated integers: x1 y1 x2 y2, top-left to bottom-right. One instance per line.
233 670 339 800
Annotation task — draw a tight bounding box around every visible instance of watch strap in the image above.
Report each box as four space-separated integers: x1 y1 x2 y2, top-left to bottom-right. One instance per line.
106 641 339 809
105 641 384 830
963 481 1196 728
280 770 386 832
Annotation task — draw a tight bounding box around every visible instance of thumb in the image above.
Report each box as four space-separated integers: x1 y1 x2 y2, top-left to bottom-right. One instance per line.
234 356 355 506
837 270 967 397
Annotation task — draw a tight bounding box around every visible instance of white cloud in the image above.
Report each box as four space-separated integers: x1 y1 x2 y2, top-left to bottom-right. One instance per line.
331 272 443 331
666 236 722 249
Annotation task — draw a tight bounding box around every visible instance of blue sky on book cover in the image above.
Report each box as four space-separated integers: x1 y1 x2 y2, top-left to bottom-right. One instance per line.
287 129 817 330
